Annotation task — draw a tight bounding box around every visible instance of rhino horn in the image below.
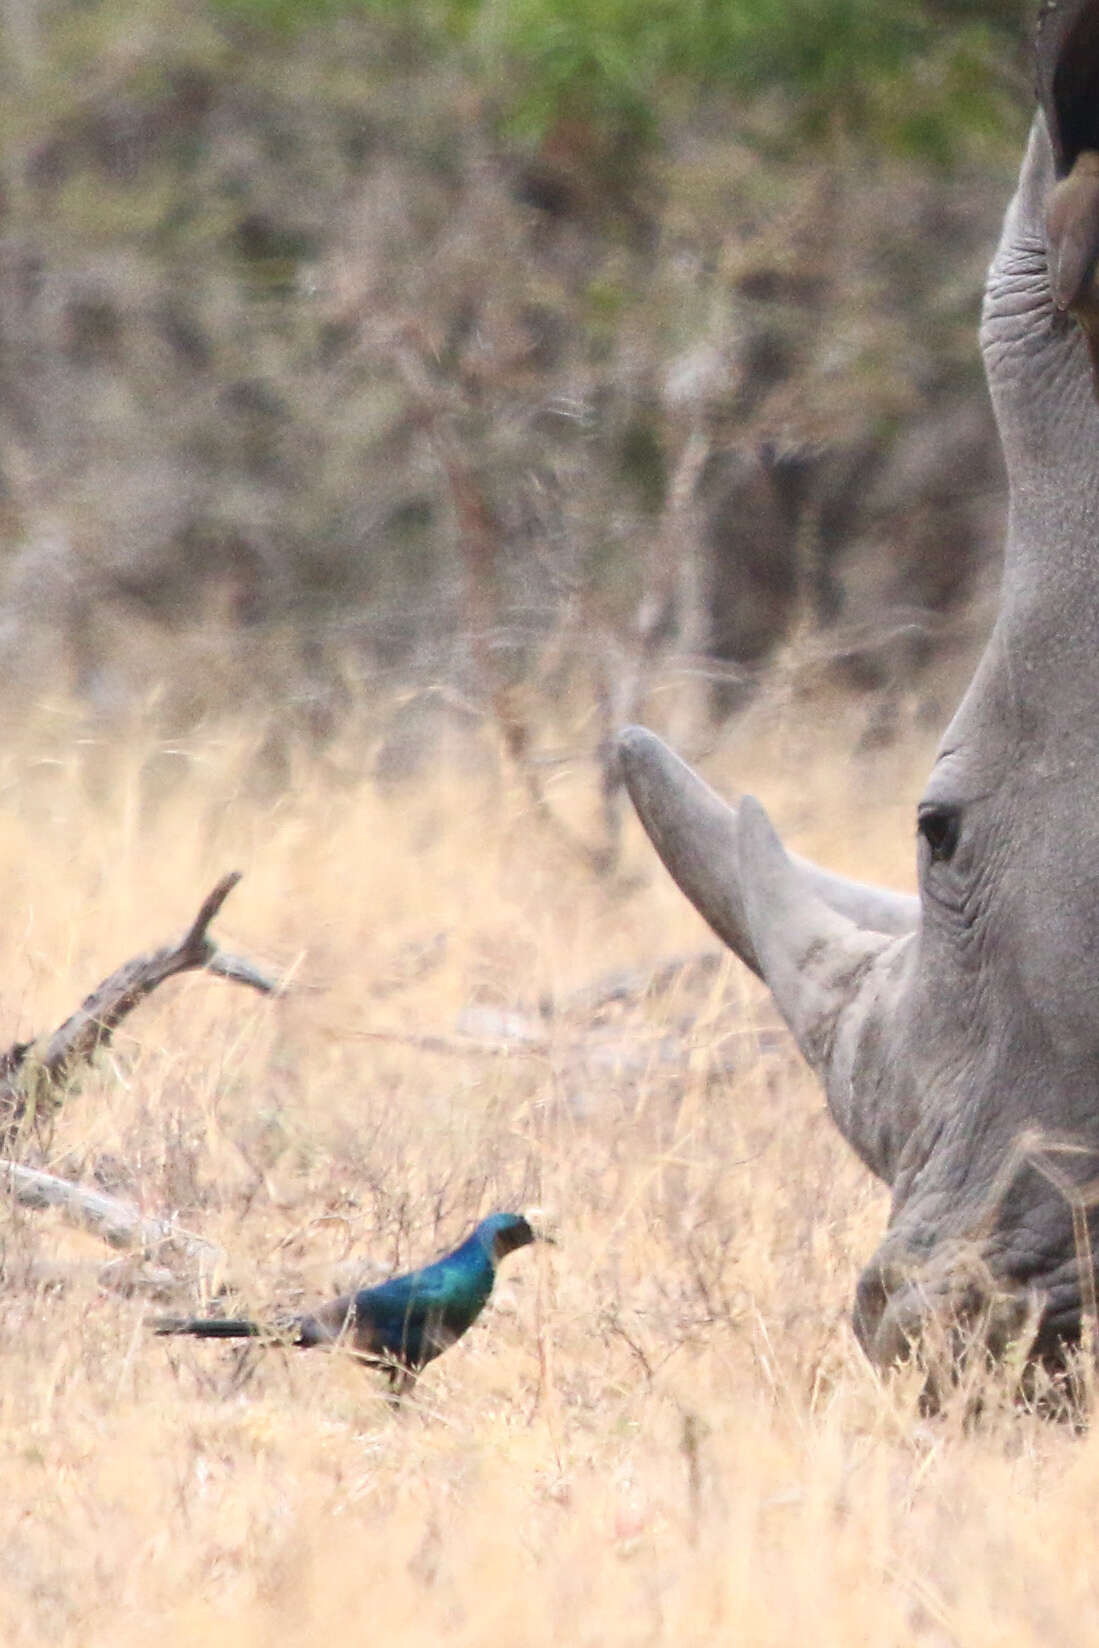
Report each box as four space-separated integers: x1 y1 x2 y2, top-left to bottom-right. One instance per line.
620 727 911 1162
618 724 764 975
618 725 916 987
735 794 889 1078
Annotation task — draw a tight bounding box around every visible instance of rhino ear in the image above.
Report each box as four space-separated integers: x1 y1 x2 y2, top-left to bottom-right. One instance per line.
737 796 891 1075
1037 0 1099 173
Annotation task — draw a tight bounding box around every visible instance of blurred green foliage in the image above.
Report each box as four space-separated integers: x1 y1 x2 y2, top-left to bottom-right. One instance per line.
0 0 1033 728
206 0 1028 162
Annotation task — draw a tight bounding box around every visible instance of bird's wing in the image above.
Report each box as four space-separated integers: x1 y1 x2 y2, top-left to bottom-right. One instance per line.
298 1266 444 1349
362 1264 454 1323
357 1260 481 1354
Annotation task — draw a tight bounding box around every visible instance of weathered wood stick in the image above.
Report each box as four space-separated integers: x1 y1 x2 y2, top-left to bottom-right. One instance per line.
0 871 280 1145
18 1256 182 1300
0 1159 223 1264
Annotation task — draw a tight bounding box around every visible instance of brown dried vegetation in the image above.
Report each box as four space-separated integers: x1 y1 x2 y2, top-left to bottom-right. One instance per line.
0 705 1095 1647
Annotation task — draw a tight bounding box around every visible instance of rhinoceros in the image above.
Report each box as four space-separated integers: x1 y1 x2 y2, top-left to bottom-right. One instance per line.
620 0 1099 1377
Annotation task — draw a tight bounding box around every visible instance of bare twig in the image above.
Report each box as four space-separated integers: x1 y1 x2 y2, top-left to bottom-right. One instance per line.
0 871 280 1146
0 1160 223 1265
388 334 622 880
623 422 712 745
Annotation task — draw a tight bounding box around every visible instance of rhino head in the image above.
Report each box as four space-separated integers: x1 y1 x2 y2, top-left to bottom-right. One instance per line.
620 1 1099 1377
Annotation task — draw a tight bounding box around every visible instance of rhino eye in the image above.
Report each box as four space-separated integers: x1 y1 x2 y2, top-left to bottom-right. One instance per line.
917 803 961 864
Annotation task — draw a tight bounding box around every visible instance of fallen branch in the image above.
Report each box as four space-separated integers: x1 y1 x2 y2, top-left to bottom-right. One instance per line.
545 949 725 1017
0 871 280 1147
351 1017 775 1079
0 1160 223 1265
348 1025 550 1060
19 1256 188 1302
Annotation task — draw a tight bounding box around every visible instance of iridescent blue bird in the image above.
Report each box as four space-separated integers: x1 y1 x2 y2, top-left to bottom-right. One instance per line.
153 1211 545 1398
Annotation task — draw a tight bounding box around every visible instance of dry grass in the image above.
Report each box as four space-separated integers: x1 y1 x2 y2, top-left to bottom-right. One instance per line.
0 701 1096 1648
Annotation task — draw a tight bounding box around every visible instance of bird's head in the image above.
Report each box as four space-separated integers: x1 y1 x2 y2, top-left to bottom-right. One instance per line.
478 1209 556 1262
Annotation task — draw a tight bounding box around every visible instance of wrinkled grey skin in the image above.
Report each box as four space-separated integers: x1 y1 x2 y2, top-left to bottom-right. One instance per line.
619 2 1099 1373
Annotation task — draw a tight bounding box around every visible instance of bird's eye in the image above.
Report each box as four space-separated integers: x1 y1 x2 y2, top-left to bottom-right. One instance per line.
917 803 961 865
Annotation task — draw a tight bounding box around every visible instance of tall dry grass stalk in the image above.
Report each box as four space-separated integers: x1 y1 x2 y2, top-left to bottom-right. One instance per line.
0 703 1092 1648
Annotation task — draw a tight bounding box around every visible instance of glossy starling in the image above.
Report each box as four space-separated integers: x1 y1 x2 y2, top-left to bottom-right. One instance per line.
153 1211 546 1399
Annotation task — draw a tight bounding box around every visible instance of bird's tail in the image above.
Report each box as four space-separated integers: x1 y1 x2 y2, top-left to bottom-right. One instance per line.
152 1316 278 1340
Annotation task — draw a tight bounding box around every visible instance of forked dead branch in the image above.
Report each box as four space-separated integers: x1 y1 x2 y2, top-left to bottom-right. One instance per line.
0 872 279 1262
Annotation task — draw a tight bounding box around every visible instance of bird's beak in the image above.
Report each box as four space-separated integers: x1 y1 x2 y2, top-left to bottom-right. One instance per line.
523 1206 559 1244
